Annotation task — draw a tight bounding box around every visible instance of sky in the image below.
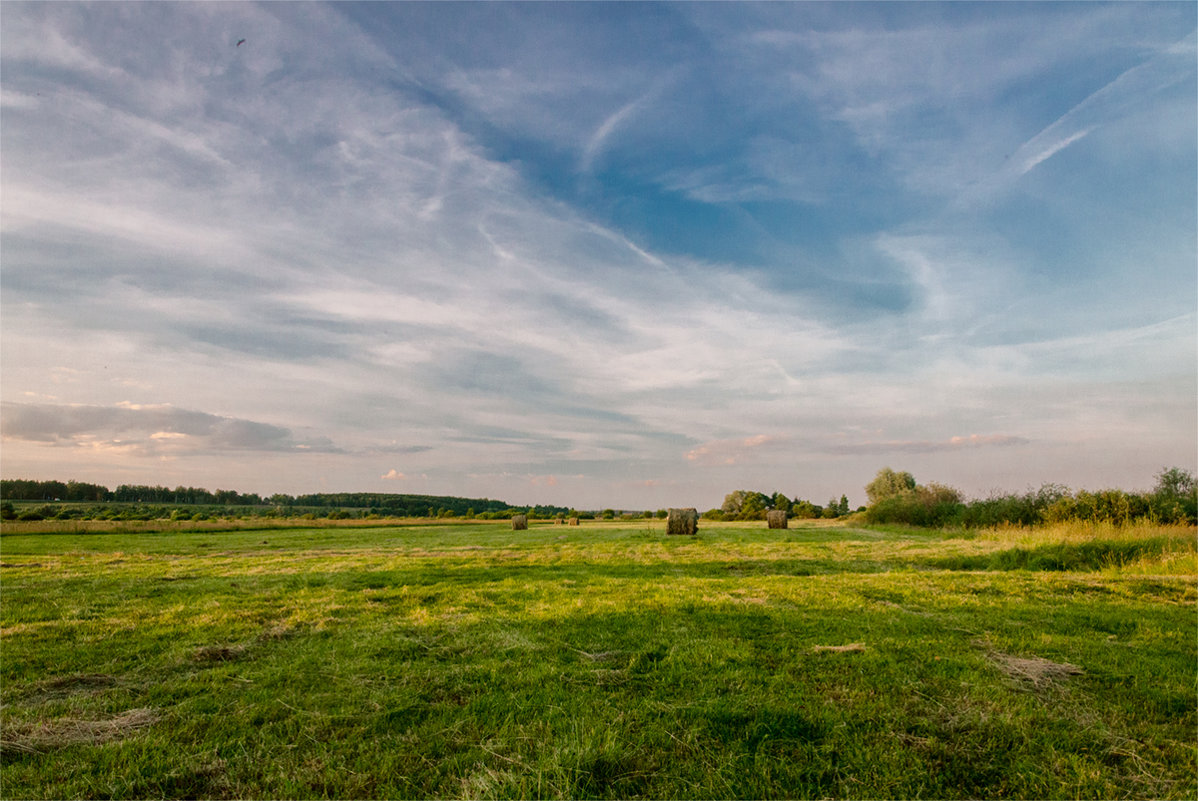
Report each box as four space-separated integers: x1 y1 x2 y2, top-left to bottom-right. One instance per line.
2 2 1195 510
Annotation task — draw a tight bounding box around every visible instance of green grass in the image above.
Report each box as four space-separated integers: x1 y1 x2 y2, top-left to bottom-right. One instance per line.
1 519 1194 799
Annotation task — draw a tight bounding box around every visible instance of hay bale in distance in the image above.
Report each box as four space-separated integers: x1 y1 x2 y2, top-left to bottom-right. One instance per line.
568 517 580 526
667 508 698 536
511 514 528 531
767 509 788 529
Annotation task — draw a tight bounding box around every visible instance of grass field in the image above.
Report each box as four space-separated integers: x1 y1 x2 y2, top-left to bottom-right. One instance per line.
1 518 1194 799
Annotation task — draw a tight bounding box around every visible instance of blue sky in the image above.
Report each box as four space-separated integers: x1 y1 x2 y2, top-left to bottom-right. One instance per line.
2 2 1195 509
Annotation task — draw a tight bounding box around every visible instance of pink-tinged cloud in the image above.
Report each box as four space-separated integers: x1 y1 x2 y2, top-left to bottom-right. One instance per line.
529 475 559 487
826 434 1030 455
381 469 406 481
686 434 778 466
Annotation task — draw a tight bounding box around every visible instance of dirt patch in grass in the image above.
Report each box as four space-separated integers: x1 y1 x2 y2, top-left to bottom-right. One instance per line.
258 622 303 641
33 673 125 700
987 650 1083 688
2 707 158 754
192 644 247 663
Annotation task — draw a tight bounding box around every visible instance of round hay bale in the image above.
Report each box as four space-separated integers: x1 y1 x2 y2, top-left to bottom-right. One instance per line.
511 514 528 531
767 509 788 529
666 507 698 536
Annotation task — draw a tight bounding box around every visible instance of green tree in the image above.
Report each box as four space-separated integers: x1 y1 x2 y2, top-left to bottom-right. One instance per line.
738 492 769 520
866 468 916 505
822 499 840 519
721 490 749 516
792 500 819 519
1151 467 1197 524
1154 467 1196 497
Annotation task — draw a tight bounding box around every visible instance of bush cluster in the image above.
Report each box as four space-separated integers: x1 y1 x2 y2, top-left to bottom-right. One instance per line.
703 490 854 521
862 467 1196 528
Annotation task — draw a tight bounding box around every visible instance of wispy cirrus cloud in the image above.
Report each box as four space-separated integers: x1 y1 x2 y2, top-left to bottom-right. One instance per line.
955 28 1196 208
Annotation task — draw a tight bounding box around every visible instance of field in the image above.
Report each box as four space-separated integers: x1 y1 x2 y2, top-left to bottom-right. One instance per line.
1 518 1194 799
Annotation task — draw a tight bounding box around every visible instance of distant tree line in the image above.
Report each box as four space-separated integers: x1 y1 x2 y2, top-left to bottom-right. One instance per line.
0 479 114 503
0 480 266 506
0 481 570 522
862 466 1197 527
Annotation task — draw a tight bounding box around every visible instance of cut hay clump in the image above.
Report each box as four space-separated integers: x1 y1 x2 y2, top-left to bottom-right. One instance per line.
667 508 698 536
511 514 528 531
989 650 1083 687
568 517 580 526
767 509 788 529
812 643 867 654
3 708 158 753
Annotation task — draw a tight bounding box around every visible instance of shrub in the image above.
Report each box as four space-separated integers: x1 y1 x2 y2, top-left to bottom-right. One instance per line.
866 468 916 505
865 483 963 527
1150 467 1197 524
792 501 820 519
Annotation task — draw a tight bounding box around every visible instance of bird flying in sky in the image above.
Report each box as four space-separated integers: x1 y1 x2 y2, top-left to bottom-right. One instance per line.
236 38 246 47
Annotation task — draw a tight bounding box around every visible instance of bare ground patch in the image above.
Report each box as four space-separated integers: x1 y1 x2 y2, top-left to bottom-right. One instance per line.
33 673 126 698
192 644 248 663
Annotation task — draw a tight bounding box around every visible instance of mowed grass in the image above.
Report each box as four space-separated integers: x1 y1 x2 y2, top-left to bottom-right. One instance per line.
1 519 1194 799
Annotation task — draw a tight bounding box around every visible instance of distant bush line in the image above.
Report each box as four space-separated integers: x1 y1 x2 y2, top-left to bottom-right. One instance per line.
3 468 1194 528
860 467 1196 528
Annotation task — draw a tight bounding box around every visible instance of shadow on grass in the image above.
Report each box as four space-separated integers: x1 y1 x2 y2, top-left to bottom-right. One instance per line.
289 558 888 592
